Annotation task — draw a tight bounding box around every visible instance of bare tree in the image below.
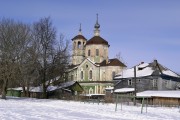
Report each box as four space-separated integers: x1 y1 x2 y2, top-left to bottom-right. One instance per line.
0 17 70 99
0 18 26 99
115 52 127 66
47 34 70 84
32 17 56 98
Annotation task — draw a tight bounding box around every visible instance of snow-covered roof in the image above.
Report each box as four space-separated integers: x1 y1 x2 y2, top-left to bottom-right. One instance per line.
105 87 114 90
114 60 180 79
115 64 154 79
8 87 23 91
59 81 76 88
8 81 78 93
81 94 105 97
29 86 43 92
114 88 135 93
162 70 179 78
138 63 149 68
137 90 180 98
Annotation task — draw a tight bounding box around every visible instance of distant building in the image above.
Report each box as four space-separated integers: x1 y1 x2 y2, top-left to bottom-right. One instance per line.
67 15 126 94
114 60 180 92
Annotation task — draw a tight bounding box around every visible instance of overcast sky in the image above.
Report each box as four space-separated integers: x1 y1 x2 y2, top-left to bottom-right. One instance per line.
0 0 180 73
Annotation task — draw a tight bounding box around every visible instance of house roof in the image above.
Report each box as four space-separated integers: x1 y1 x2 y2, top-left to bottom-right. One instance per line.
137 90 180 98
114 88 135 93
58 81 83 92
72 34 87 41
9 81 83 93
86 36 109 46
114 60 180 80
99 58 126 67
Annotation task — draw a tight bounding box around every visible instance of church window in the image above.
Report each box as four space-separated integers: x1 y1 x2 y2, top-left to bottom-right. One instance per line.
81 71 83 79
89 88 93 94
78 41 81 49
71 75 74 80
88 50 91 56
89 70 92 79
96 49 99 56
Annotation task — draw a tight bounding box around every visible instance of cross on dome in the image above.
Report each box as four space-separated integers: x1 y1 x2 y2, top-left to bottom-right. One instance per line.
94 14 100 36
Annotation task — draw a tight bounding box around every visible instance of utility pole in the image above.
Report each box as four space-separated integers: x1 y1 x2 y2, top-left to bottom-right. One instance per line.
134 66 137 105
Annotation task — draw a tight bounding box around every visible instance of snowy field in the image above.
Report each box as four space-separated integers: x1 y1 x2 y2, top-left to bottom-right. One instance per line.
0 97 180 120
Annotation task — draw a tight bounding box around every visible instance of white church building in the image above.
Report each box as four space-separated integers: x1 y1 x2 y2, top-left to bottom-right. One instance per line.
67 15 126 94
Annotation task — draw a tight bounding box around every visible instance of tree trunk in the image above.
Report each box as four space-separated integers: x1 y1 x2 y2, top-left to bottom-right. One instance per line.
42 83 47 99
22 86 26 97
1 79 8 99
26 80 30 97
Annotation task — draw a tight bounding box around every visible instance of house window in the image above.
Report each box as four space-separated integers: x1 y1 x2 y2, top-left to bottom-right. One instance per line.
96 49 99 56
89 70 92 79
81 71 83 79
128 79 132 86
165 80 171 88
88 50 91 56
153 79 157 87
112 71 116 79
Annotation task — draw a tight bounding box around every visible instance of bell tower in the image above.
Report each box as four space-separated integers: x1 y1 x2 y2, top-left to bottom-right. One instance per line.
72 24 87 65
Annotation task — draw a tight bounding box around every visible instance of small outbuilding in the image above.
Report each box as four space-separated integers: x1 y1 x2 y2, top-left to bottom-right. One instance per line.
137 90 180 106
6 87 22 97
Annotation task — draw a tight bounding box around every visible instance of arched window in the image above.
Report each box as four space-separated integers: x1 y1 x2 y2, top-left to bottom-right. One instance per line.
96 49 99 56
89 88 93 94
89 70 92 79
78 41 81 49
88 50 91 56
81 71 83 79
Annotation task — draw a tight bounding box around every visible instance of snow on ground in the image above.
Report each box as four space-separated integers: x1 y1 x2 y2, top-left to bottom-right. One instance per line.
0 97 180 120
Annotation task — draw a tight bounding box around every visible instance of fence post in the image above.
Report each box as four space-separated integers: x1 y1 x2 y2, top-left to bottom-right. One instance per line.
141 97 144 114
115 94 118 111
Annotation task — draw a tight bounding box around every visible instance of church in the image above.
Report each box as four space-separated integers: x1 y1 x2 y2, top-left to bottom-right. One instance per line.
67 15 126 94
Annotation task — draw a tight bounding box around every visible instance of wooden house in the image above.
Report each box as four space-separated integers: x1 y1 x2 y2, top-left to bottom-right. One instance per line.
47 81 83 99
114 60 180 92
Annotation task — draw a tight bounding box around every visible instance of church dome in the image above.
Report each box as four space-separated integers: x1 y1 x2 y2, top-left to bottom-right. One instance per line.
72 34 87 41
86 36 110 47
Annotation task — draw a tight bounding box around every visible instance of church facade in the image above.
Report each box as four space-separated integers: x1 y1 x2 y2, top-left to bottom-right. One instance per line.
67 15 126 94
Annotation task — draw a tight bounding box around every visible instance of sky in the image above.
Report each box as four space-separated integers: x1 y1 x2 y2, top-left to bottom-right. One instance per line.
0 0 180 73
